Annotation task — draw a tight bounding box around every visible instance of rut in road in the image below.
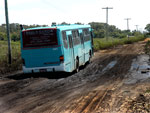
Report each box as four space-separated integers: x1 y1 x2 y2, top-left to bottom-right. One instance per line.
0 41 145 113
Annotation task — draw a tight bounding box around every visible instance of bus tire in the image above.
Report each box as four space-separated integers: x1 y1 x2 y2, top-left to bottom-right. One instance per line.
76 59 79 73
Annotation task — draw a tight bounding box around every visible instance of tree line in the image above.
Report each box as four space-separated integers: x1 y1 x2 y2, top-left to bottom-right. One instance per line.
0 23 48 41
0 22 150 41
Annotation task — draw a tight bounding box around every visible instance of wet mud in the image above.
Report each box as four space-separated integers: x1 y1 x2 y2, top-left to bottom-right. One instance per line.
0 41 150 113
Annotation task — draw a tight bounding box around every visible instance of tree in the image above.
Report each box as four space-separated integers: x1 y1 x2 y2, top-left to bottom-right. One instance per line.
11 32 20 41
89 22 106 38
60 22 70 25
145 24 150 33
74 22 83 25
0 32 6 40
89 22 126 38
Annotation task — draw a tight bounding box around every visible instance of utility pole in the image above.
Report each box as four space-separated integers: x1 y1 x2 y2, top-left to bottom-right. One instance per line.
102 7 113 41
135 25 139 31
124 18 131 30
124 18 131 40
4 0 12 64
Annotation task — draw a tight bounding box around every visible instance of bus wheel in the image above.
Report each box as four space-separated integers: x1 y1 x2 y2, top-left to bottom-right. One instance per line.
88 56 91 64
76 59 79 73
88 51 91 64
88 57 91 64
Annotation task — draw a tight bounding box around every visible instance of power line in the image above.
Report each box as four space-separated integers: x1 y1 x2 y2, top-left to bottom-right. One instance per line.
4 0 12 64
102 7 113 40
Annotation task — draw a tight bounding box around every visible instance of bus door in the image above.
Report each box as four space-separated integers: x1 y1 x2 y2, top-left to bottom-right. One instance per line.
68 35 75 71
79 32 85 63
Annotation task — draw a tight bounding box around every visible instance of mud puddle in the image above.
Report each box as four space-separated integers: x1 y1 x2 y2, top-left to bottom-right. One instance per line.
1 41 150 113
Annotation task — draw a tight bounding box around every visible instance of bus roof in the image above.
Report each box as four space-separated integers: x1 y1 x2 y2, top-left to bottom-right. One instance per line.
22 24 91 31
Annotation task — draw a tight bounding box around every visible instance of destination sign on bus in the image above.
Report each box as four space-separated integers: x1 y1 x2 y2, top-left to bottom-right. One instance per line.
22 29 58 48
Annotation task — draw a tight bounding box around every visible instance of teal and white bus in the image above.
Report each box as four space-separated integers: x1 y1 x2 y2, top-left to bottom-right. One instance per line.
20 24 94 73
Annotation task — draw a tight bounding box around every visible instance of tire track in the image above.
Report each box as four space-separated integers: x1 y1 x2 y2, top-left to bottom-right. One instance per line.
0 41 145 113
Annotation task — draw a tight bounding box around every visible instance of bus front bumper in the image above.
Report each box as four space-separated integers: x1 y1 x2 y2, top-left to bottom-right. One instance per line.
23 64 66 74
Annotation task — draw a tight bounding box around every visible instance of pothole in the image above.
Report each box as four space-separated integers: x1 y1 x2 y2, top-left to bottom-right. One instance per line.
102 60 117 72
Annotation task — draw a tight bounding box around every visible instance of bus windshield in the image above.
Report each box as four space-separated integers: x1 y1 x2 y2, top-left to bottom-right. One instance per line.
22 29 58 48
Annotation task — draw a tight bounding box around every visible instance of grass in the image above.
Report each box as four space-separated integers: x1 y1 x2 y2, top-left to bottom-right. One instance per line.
0 35 146 74
0 41 22 74
145 40 150 54
93 36 145 51
145 89 150 93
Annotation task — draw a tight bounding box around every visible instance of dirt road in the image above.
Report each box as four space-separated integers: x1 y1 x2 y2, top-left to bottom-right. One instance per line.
0 41 150 113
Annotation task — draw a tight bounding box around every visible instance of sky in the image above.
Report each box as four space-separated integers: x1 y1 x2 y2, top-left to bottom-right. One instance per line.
0 0 150 31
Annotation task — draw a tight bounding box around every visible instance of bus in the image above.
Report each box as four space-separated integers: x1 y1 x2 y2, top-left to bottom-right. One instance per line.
20 24 94 73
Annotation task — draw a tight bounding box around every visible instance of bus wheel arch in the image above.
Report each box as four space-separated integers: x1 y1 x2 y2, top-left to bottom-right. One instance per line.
88 50 92 64
89 50 92 57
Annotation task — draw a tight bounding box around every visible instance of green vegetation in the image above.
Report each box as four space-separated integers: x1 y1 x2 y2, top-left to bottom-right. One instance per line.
0 41 21 74
145 40 150 55
145 88 150 93
0 22 148 41
90 22 146 50
94 36 145 51
0 22 147 74
145 23 150 37
145 24 150 33
89 22 127 38
0 23 48 41
0 36 145 74
144 39 150 67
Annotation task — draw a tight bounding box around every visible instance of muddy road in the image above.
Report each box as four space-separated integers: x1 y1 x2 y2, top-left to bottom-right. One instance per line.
1 41 150 113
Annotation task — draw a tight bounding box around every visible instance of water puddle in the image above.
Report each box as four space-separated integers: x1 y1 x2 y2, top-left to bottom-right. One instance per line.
102 60 117 72
125 55 150 84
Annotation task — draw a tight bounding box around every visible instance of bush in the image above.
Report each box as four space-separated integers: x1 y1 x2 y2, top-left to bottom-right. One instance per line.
0 41 22 74
93 36 145 51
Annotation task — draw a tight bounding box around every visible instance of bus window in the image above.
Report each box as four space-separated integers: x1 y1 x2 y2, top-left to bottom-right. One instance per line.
83 28 90 42
62 31 68 49
22 29 57 48
68 35 73 48
72 30 80 45
79 33 84 44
